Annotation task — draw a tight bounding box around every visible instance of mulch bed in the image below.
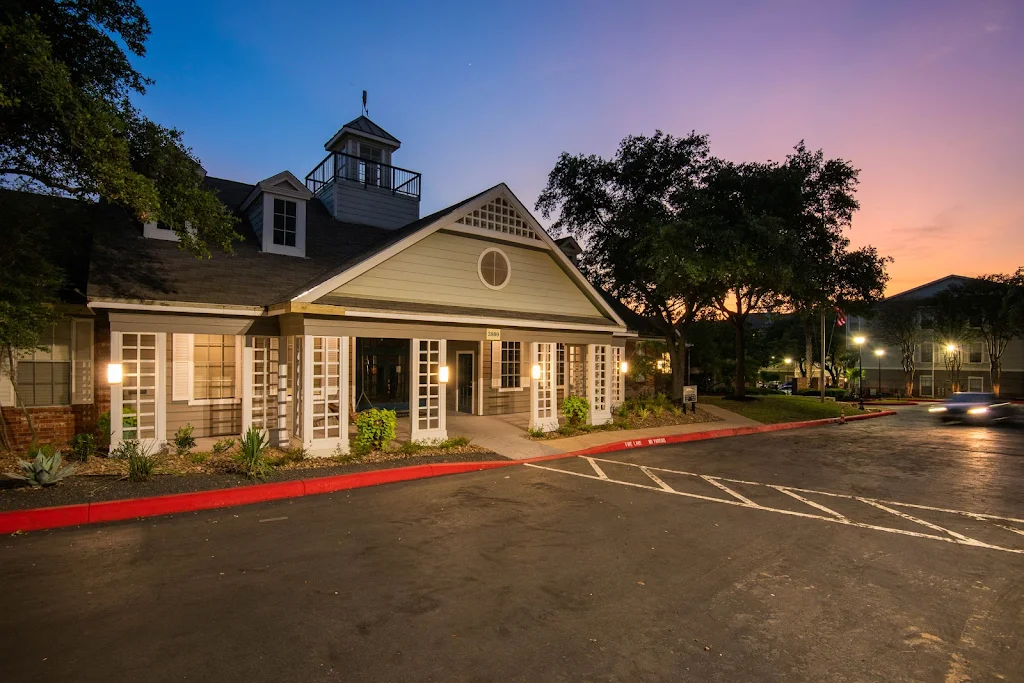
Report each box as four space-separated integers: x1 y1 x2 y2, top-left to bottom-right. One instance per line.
532 407 720 440
0 450 506 512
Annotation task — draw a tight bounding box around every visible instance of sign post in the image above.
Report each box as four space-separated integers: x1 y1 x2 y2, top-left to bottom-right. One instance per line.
683 385 698 413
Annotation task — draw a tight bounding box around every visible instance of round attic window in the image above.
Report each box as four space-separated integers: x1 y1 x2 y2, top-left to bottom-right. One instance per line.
478 248 511 290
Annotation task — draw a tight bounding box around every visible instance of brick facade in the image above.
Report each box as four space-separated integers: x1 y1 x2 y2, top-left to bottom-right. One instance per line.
1 313 111 453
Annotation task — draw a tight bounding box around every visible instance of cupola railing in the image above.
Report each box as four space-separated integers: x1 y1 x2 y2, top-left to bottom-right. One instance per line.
305 152 421 199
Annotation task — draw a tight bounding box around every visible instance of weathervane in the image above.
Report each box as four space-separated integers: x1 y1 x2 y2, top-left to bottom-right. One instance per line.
362 90 368 117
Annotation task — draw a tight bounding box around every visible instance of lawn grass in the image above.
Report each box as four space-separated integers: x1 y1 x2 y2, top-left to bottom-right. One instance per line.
701 395 869 424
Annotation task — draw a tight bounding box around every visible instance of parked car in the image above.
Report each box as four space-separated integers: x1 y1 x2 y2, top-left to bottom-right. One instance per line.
928 392 1016 424
779 382 793 395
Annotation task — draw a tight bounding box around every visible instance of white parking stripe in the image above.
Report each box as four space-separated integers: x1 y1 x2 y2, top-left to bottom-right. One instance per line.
584 457 609 480
701 475 760 507
525 459 1024 556
639 466 676 492
856 498 984 546
772 486 847 520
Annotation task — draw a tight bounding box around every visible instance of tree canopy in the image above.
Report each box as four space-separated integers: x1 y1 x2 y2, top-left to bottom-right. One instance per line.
536 131 717 398
0 0 239 256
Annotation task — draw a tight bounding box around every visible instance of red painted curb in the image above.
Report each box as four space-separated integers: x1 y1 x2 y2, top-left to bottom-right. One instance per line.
0 412 896 535
537 409 898 460
0 502 90 533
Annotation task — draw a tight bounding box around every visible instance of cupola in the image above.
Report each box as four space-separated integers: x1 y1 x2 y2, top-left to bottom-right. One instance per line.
305 115 421 230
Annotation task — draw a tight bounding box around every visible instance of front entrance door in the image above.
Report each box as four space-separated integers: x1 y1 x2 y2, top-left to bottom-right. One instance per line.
457 352 474 414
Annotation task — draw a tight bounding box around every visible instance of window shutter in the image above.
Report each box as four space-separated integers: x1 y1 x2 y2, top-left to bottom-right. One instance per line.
521 342 531 388
490 341 501 389
0 354 13 407
71 319 94 404
172 333 193 401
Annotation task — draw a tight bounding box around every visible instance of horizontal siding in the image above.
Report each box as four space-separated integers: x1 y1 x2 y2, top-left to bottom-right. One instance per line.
331 232 607 319
334 181 419 230
247 200 263 241
481 341 529 416
164 342 241 439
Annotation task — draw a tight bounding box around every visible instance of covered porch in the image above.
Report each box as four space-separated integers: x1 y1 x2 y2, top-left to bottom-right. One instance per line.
106 313 626 457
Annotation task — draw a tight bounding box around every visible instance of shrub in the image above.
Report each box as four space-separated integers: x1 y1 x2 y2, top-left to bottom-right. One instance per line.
128 447 159 482
636 406 652 420
354 408 397 452
96 410 111 445
400 440 424 455
527 426 546 438
111 439 140 459
5 448 77 487
438 436 470 449
189 452 209 465
561 395 590 427
555 423 578 436
69 433 96 462
173 424 196 455
796 388 849 398
235 426 272 480
212 438 235 455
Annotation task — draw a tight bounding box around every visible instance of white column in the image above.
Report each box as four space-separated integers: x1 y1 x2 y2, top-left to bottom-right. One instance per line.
241 337 253 438
301 335 314 451
410 338 447 441
110 331 123 448
530 342 558 432
339 335 350 455
276 337 288 447
587 343 612 425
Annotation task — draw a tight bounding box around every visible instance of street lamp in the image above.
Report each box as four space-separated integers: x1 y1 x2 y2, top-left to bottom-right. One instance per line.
874 348 885 398
853 336 866 409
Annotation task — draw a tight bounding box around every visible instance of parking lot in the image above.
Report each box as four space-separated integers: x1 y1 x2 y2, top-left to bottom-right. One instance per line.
1 407 1022 682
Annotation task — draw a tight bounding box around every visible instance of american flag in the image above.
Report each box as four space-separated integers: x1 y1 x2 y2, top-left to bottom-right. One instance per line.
834 307 846 326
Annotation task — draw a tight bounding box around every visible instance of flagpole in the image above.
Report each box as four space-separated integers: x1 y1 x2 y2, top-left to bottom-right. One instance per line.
821 308 826 402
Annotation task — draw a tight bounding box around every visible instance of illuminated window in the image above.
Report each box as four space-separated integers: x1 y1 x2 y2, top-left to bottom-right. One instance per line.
501 342 520 389
193 334 236 400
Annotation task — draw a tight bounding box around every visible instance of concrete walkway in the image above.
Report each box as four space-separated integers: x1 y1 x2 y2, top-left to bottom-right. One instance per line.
444 404 760 460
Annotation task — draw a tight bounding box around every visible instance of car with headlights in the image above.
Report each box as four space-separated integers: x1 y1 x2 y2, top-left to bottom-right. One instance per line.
928 392 1015 424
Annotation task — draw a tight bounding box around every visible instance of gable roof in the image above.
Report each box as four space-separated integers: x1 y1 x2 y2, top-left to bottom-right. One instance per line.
291 182 629 330
324 115 401 151
884 274 979 303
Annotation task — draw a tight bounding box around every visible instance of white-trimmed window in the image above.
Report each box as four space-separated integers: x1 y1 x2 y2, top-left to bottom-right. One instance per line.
968 342 983 364
172 333 241 405
967 376 984 392
273 199 297 247
919 343 933 364
478 248 511 290
919 374 934 397
10 320 93 407
501 342 521 389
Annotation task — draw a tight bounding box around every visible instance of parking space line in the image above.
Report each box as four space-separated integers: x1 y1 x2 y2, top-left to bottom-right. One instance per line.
525 458 1024 555
772 486 847 520
701 475 760 507
584 457 609 480
856 498 985 546
639 466 676 492
588 458 1024 526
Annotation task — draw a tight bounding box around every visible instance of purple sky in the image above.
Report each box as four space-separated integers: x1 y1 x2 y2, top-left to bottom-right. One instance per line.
136 0 1023 295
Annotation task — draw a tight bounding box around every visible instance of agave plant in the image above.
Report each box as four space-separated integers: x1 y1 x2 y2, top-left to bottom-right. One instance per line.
6 449 77 487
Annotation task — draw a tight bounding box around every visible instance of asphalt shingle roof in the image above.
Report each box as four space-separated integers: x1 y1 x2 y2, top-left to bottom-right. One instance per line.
326 115 400 147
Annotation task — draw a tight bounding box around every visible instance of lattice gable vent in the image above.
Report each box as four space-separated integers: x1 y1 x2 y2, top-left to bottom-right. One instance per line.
456 197 538 239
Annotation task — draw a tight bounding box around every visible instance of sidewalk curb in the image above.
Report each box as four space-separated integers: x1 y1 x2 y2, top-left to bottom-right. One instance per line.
0 411 896 534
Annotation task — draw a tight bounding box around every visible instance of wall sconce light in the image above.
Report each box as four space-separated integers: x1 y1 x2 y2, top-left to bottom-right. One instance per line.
438 366 449 383
531 364 541 380
656 360 665 371
620 361 629 374
783 357 792 365
107 363 123 384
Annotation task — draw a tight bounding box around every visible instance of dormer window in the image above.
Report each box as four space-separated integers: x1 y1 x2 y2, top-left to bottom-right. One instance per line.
273 199 297 247
240 171 312 258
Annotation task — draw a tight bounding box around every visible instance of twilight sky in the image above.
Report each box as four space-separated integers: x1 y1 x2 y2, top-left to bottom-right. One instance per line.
135 0 1023 295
